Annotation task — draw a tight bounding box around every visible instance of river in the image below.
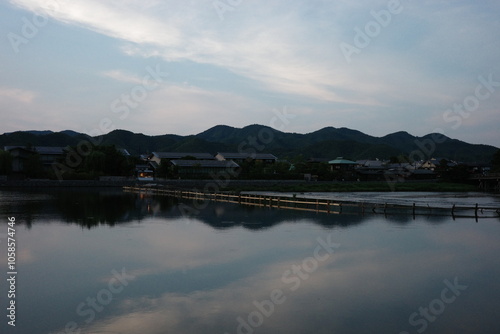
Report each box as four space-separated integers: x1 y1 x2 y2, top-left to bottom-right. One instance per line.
0 188 499 334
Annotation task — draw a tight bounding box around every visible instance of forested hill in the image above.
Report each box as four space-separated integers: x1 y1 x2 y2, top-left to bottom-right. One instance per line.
1 125 497 163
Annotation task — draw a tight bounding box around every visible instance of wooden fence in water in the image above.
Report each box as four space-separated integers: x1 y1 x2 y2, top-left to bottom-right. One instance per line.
123 186 500 219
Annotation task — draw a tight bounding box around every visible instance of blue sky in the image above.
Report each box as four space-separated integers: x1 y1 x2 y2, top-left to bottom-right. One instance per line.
1 0 499 146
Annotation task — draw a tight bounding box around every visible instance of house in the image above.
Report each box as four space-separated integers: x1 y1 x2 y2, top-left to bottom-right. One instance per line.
135 164 154 181
328 157 357 171
215 152 277 164
170 159 240 177
421 158 457 170
328 157 358 180
4 146 66 172
149 152 215 165
33 146 66 169
3 146 34 172
355 160 387 179
386 162 414 170
356 159 386 168
464 162 490 175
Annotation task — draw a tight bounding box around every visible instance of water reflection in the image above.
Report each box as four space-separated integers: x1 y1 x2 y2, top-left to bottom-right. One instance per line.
2 188 491 230
0 189 499 334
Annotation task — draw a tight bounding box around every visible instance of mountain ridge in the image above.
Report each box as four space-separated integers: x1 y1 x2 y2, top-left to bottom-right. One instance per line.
0 125 497 163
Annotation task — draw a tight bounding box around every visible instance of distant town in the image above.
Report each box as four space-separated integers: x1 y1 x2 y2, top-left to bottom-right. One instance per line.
1 144 499 190
0 126 499 190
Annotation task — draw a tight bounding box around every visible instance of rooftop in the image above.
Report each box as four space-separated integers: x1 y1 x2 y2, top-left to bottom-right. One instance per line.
328 157 357 165
152 152 215 160
217 152 277 160
171 159 239 168
4 146 66 155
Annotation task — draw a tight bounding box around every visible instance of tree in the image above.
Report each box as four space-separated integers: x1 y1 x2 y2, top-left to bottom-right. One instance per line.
445 164 470 182
25 153 44 178
58 145 135 179
84 151 106 173
155 158 170 179
0 150 13 175
390 154 412 164
491 149 500 172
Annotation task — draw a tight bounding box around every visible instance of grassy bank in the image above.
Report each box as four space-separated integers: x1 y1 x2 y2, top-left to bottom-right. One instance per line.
226 181 478 193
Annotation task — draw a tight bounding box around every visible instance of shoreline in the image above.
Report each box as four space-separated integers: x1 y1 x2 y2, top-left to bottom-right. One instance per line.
0 179 480 192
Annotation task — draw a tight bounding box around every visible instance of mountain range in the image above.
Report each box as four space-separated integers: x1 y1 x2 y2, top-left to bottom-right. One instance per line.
1 125 498 163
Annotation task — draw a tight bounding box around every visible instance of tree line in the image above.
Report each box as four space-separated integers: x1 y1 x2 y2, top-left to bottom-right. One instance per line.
0 145 138 179
1 147 500 181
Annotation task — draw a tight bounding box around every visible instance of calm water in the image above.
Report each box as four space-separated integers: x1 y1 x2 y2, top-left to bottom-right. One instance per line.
1 189 499 334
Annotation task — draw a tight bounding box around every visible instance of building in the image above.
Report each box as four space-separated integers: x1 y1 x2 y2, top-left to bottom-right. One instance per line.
149 152 215 165
3 146 33 172
355 159 387 180
328 157 357 171
215 152 277 164
328 157 358 180
356 159 386 169
421 158 457 171
4 146 66 172
135 164 154 181
33 146 66 169
170 159 239 177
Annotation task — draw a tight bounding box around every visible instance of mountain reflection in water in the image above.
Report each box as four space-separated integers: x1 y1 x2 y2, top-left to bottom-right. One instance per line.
0 188 499 334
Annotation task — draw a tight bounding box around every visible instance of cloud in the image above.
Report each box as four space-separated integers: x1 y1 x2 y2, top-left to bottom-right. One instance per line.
50 221 496 334
101 70 143 84
0 87 37 104
6 0 500 145
7 0 388 106
116 82 275 135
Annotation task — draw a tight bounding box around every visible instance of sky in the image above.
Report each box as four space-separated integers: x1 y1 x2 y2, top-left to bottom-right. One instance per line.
0 0 499 147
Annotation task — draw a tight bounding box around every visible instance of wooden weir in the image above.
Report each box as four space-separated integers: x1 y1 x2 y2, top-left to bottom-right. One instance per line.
123 186 500 219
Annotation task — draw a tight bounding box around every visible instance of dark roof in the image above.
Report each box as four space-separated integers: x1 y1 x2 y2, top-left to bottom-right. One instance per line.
356 160 385 167
356 170 386 175
4 146 35 153
4 146 65 155
135 164 153 171
171 160 239 168
118 148 130 156
426 158 458 167
34 146 66 155
217 152 277 160
427 158 455 165
386 163 411 168
153 152 215 160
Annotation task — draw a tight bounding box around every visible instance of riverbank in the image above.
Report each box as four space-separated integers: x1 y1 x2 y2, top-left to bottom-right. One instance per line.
225 181 478 192
0 178 479 192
